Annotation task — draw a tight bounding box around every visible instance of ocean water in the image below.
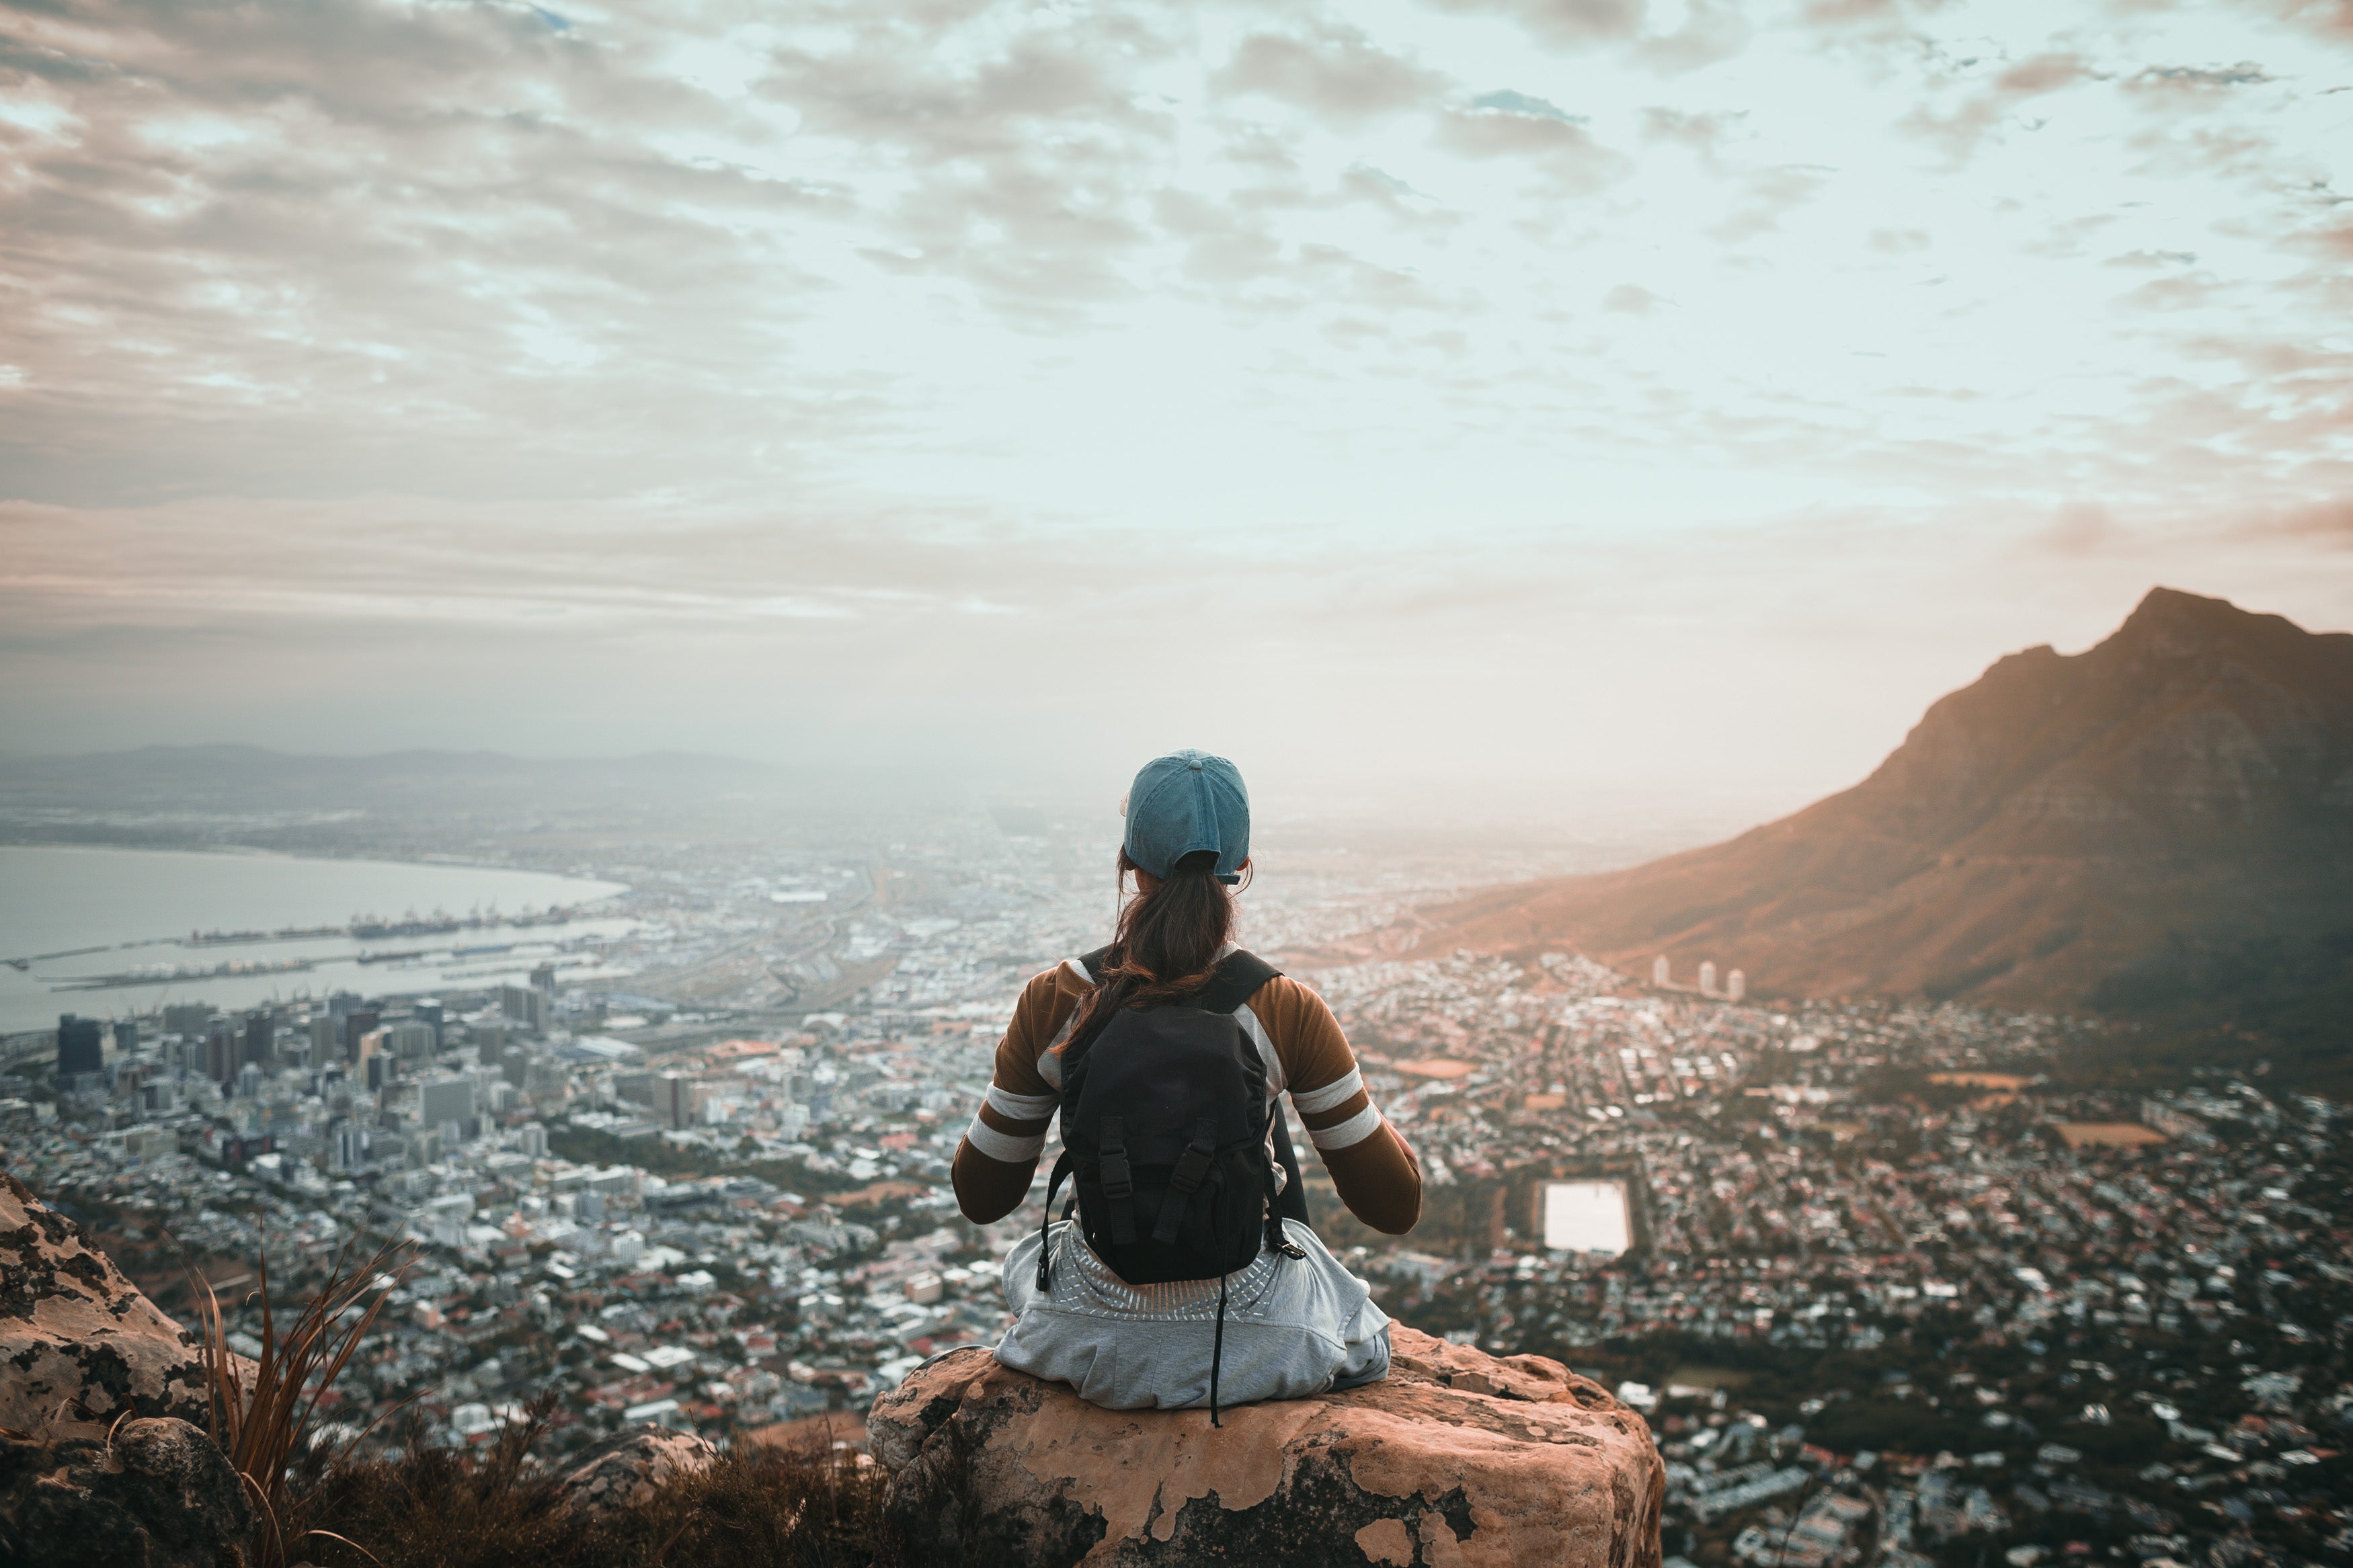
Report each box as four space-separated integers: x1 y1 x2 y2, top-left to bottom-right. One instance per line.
0 845 630 1035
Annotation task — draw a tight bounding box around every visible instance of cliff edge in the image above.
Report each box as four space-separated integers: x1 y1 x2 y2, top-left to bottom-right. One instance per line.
869 1325 1664 1567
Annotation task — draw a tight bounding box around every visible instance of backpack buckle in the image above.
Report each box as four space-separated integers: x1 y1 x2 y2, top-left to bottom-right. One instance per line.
1168 1145 1213 1194
1099 1116 1138 1245
1152 1119 1221 1246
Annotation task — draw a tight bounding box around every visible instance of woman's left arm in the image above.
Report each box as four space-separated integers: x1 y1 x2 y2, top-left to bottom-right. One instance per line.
1254 978 1425 1235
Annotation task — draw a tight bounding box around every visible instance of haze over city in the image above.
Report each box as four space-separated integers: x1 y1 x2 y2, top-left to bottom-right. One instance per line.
1 0 2348 817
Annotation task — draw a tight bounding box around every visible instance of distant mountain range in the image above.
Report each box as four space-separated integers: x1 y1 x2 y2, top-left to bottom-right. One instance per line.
1423 588 2353 1073
0 744 776 811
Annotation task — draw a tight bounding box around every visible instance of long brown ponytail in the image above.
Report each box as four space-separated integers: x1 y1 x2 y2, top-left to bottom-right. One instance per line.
1060 847 1248 1069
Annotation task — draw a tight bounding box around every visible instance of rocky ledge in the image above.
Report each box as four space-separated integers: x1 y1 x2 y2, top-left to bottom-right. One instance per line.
0 1415 254 1568
553 1422 718 1515
0 1175 254 1567
869 1325 1664 1567
0 1171 212 1441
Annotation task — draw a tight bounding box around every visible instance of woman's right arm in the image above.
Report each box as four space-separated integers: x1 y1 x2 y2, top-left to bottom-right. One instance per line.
951 967 1077 1224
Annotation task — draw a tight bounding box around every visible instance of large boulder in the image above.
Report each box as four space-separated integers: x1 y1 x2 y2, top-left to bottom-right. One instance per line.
0 1415 253 1568
553 1423 718 1516
869 1325 1665 1567
0 1173 212 1440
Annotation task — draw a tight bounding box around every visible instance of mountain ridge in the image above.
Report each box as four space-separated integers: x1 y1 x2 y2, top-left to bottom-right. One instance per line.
1419 587 2353 1018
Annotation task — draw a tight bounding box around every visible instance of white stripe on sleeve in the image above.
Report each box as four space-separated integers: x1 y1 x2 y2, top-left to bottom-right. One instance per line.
1065 954 1093 984
1306 1104 1382 1151
964 1112 1046 1164
1289 1068 1363 1116
984 1085 1058 1120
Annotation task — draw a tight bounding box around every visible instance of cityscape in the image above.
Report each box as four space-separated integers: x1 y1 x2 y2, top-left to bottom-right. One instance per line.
3 810 2346 1568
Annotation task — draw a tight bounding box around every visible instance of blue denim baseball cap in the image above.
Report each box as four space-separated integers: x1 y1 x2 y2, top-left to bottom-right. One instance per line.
1122 750 1250 884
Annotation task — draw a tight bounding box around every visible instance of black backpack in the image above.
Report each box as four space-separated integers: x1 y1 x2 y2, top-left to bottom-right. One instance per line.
1033 948 1311 1421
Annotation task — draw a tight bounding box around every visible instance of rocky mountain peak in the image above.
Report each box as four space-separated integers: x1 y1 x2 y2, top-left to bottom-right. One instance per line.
1416 589 2351 1012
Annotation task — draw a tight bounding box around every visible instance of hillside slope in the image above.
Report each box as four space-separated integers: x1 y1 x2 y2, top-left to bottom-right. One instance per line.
1423 588 2353 1012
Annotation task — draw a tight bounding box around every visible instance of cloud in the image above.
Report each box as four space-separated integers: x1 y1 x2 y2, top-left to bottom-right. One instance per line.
1472 89 1581 122
2128 63 2276 95
1639 106 1745 161
2116 270 2228 311
0 0 2346 796
2260 498 2353 546
1434 101 1631 192
1708 165 1831 245
1897 51 2099 163
1633 0 1755 72
1419 0 1646 48
2039 501 2118 556
1211 29 1447 125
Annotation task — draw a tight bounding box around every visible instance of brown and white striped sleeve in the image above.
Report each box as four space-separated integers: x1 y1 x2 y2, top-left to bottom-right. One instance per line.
950 963 1083 1225
1245 977 1423 1236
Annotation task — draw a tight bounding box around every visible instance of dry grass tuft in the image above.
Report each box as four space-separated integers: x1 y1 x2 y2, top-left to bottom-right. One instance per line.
192 1229 415 1568
296 1400 889 1568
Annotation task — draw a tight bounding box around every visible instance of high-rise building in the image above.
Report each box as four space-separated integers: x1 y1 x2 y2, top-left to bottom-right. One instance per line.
330 1118 368 1172
414 999 445 1050
1652 955 1671 987
500 985 550 1034
529 961 557 994
1726 969 1747 1002
1698 961 1718 996
55 1015 104 1079
383 1020 437 1061
112 1020 138 1056
205 1018 238 1085
343 1009 378 1065
516 1122 548 1159
308 1014 337 1061
243 1012 275 1071
421 1076 474 1135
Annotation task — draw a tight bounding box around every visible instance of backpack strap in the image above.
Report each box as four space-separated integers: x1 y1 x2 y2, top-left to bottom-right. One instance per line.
1201 948 1315 1226
1035 1147 1075 1291
1192 948 1279 1014
1098 1115 1138 1246
1073 944 1116 985
1151 1116 1220 1245
1270 1114 1310 1226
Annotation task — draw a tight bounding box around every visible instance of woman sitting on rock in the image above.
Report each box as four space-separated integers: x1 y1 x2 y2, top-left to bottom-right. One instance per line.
952 749 1422 1421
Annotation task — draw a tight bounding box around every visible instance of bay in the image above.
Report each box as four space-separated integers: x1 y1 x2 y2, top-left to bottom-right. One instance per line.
0 845 630 1036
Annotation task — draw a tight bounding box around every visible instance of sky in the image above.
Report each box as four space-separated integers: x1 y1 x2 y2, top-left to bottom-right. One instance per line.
0 0 2347 827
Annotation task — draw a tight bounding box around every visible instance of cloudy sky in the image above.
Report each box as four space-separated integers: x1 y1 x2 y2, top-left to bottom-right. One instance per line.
1 0 2347 822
